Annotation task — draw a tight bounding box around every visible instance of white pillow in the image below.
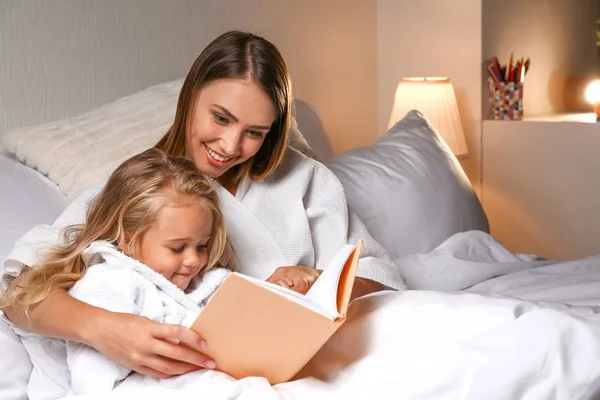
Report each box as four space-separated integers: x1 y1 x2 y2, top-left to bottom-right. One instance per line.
325 110 489 262
2 80 182 200
2 79 315 200
0 154 68 267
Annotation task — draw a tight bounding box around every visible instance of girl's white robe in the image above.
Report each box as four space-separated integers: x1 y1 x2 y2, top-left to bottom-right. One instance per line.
3 239 228 398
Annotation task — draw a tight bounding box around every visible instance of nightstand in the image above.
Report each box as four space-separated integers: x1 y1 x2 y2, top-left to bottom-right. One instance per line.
481 115 600 260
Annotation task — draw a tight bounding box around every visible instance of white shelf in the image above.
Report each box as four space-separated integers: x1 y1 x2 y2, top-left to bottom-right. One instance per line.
523 113 598 123
482 118 600 260
484 113 600 125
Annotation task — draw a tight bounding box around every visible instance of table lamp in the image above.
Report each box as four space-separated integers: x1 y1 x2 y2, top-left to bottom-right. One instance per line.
584 79 600 122
388 77 468 158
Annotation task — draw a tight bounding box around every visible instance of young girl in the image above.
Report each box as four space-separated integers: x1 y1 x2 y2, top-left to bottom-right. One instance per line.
2 148 235 398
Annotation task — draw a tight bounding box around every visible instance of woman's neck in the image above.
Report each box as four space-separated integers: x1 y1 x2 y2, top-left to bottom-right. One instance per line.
218 171 238 196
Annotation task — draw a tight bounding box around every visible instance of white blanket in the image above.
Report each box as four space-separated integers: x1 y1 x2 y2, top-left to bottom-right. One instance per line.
50 231 600 400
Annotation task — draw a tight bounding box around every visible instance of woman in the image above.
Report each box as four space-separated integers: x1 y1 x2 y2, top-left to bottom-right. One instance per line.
1 30 405 380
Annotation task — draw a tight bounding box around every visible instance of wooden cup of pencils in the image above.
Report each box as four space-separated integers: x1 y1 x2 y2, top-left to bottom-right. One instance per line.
486 55 529 120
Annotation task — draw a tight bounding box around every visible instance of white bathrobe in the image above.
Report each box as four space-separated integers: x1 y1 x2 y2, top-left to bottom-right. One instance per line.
3 148 405 290
4 238 229 399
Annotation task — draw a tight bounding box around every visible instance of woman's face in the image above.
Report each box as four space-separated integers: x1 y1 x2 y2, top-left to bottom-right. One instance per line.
188 78 276 178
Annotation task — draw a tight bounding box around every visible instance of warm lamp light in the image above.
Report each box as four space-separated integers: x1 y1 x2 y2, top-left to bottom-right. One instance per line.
585 80 600 122
388 77 468 158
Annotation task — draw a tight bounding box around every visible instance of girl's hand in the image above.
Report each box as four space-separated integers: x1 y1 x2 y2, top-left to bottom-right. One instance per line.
266 266 322 294
87 311 215 378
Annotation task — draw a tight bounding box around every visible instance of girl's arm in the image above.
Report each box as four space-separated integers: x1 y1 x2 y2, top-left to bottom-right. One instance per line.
2 268 215 378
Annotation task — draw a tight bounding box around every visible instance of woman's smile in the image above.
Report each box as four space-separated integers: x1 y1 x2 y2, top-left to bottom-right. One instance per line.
205 144 235 168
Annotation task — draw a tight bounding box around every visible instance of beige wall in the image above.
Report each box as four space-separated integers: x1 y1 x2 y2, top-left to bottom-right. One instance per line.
377 0 483 195
0 0 378 155
483 0 600 117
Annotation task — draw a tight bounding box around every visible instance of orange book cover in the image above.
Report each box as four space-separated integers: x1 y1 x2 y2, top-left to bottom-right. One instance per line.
189 240 363 385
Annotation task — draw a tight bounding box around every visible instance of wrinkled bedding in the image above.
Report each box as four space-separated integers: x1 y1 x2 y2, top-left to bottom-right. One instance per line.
53 231 600 400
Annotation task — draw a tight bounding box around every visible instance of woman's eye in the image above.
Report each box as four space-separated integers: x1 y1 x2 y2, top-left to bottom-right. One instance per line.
170 246 184 253
248 130 264 139
214 113 229 124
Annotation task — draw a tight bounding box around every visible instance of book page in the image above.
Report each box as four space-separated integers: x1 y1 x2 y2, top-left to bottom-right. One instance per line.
236 242 359 319
304 243 358 318
238 275 332 316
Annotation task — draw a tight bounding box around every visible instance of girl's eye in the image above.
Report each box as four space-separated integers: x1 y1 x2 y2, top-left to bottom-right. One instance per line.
196 244 208 252
170 246 184 254
214 113 229 124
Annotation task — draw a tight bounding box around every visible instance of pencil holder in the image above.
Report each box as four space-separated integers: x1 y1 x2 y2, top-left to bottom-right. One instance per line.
489 81 524 120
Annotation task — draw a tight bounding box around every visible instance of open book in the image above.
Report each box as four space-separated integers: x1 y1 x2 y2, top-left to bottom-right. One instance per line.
189 239 363 385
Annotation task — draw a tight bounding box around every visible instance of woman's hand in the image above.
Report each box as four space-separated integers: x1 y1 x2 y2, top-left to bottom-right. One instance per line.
266 266 322 294
87 311 215 378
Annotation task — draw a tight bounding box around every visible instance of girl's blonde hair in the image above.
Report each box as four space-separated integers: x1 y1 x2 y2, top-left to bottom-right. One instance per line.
3 148 234 313
154 30 293 183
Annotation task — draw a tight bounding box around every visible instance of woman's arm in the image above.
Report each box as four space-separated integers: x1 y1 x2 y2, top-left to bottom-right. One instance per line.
351 277 383 299
2 269 215 378
266 266 382 300
265 162 404 297
2 267 95 340
303 171 406 293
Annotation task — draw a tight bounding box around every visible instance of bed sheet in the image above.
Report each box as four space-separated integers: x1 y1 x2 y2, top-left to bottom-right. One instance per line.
0 154 69 266
51 231 600 400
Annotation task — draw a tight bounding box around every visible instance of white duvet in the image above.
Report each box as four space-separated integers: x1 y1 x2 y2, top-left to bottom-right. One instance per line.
46 231 600 400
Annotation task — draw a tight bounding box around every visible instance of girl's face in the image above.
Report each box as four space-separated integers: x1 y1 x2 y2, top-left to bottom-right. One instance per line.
187 78 276 178
121 194 214 290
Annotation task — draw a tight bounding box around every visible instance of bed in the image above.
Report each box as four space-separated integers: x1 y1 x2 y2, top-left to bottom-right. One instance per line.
2 81 600 400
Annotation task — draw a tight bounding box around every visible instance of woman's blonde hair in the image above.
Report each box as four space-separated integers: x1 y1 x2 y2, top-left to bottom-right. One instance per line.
3 148 234 313
154 30 293 183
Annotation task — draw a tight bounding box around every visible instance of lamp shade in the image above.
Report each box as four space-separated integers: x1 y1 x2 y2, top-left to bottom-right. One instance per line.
388 77 468 158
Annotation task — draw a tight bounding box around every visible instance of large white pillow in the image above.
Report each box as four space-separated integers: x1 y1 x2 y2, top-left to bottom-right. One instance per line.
325 110 489 262
1 79 315 200
2 80 182 200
